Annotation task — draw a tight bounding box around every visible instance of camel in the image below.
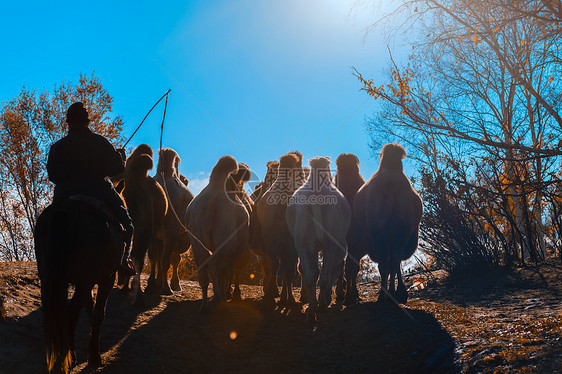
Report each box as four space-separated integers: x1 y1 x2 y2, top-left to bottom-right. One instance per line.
250 160 279 202
248 160 280 299
354 143 422 303
225 162 254 300
334 153 366 304
184 156 250 311
120 144 168 305
256 153 302 306
152 148 194 295
286 157 351 322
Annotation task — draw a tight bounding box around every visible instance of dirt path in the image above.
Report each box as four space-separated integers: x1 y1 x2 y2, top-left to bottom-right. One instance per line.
0 262 561 373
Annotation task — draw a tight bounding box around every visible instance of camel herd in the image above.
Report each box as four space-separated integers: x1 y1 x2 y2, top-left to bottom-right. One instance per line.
114 143 422 321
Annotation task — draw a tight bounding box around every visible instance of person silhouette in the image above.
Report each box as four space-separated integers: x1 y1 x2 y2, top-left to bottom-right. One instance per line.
47 102 135 276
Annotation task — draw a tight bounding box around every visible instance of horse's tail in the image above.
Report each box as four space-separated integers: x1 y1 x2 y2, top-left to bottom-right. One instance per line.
40 208 73 374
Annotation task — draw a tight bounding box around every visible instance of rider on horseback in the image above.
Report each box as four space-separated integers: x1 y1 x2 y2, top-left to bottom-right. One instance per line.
47 102 136 276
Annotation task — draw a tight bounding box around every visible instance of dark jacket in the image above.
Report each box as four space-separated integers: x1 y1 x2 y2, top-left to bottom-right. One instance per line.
47 128 124 200
47 128 123 184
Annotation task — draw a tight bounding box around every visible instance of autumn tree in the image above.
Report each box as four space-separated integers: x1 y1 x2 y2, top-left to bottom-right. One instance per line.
357 0 562 269
0 73 124 261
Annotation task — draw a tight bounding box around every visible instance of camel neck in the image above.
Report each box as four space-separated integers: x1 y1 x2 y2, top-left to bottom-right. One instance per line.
308 169 333 190
380 159 403 171
157 167 176 179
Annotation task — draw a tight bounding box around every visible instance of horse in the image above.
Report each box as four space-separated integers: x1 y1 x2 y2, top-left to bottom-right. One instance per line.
34 196 123 373
354 143 422 303
286 157 351 322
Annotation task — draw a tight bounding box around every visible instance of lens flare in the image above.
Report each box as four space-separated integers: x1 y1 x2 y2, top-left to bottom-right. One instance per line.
230 331 238 340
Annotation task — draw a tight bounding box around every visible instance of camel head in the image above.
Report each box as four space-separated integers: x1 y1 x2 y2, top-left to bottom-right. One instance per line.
233 163 251 184
379 143 406 171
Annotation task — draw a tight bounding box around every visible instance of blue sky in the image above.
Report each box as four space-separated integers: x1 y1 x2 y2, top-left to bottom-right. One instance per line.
1 0 408 194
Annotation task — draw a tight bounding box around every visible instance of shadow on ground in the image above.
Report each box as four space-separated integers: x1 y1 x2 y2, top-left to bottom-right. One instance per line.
0 289 151 374
99 298 457 374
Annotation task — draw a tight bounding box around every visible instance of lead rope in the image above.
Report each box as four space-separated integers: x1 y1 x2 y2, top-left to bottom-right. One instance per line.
156 91 213 261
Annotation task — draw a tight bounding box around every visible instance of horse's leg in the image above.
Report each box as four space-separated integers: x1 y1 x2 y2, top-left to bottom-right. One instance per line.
377 262 389 302
146 238 161 294
395 262 408 304
170 251 182 292
88 276 113 368
68 286 89 366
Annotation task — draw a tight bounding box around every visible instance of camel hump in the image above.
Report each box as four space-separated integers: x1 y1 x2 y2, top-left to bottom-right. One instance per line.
336 153 360 167
211 156 238 178
279 153 299 169
126 153 153 172
309 156 330 169
130 143 154 159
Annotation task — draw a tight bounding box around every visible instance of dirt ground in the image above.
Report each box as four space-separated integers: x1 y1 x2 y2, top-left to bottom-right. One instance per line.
0 261 561 373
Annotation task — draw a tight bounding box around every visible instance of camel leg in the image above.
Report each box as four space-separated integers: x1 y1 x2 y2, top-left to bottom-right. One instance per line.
343 256 361 304
300 250 319 323
298 262 309 304
116 273 130 293
377 262 389 303
232 272 242 302
335 260 346 304
395 263 408 304
159 234 178 295
263 255 279 304
388 262 397 297
280 252 298 306
319 243 346 309
259 252 280 299
88 275 113 368
129 228 151 306
146 239 161 294
170 252 182 291
198 269 210 313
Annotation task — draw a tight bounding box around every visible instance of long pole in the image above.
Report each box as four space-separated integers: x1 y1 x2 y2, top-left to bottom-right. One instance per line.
123 88 171 148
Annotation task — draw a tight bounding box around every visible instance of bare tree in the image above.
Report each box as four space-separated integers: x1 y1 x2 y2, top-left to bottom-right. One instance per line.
357 0 562 268
0 73 124 261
